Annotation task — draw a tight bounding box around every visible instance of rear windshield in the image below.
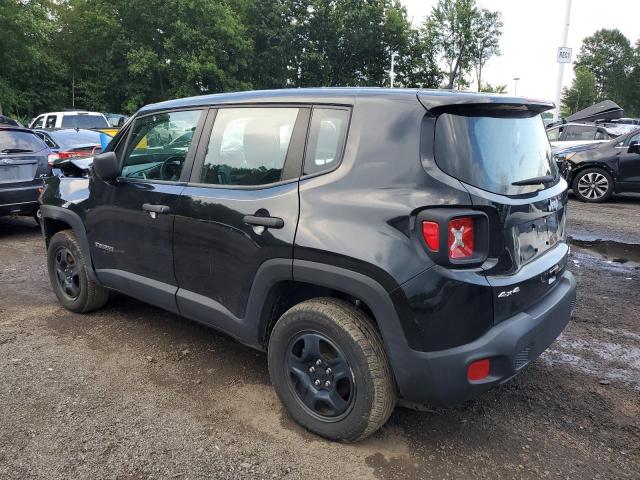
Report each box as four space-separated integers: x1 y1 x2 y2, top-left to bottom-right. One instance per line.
434 113 557 195
51 130 103 150
61 115 108 129
0 130 47 153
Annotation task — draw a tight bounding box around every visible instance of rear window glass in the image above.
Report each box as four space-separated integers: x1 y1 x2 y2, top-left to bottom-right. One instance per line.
304 108 350 175
61 115 108 129
50 130 103 150
0 131 47 153
434 113 557 196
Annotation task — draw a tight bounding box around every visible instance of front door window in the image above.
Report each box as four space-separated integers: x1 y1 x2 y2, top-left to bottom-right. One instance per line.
121 109 203 182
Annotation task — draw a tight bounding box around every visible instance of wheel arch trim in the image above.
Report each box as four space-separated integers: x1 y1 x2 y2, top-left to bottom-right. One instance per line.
39 205 101 284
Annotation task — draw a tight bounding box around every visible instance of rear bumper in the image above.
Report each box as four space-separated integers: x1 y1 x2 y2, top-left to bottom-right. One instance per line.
397 270 576 406
0 184 42 216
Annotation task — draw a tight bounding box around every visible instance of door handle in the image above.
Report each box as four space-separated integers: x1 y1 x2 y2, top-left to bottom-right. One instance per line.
142 203 170 214
243 215 284 229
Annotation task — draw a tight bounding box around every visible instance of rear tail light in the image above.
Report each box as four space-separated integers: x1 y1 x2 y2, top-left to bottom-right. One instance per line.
421 221 440 251
467 358 491 381
417 209 489 267
48 150 91 166
448 217 474 259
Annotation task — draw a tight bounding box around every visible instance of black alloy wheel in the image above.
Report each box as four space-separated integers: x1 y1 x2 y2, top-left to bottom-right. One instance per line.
54 246 81 300
285 331 355 421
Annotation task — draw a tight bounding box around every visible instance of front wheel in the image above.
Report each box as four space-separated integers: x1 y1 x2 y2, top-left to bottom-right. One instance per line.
268 298 396 442
47 230 109 313
572 168 614 203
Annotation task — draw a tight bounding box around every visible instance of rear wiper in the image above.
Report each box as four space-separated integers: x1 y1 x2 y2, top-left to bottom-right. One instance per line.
511 175 555 186
1 148 34 154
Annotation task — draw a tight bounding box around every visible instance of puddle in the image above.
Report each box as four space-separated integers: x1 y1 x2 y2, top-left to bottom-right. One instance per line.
569 237 640 267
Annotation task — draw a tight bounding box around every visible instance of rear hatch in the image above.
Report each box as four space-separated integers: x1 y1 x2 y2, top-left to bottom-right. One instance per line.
0 129 50 187
426 99 568 323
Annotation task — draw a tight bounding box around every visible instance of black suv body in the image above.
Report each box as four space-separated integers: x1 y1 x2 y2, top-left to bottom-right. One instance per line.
40 88 576 441
1 126 52 218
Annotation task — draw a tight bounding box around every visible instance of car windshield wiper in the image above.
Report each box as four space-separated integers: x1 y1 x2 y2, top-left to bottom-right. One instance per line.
1 148 34 154
512 175 555 186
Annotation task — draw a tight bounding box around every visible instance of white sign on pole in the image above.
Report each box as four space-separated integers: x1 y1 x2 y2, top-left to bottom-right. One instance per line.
557 47 572 63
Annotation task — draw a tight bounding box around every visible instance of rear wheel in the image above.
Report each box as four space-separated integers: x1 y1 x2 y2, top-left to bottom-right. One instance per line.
47 230 109 313
572 168 614 203
268 298 395 442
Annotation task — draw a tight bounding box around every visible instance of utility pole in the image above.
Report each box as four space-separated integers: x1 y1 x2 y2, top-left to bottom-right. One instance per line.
513 77 520 96
390 52 398 88
554 0 572 121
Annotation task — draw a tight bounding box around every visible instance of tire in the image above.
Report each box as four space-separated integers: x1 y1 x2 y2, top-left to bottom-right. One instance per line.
572 167 614 203
47 230 109 313
268 298 395 442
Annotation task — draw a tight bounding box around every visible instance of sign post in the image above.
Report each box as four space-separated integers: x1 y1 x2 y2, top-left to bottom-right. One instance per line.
554 0 573 121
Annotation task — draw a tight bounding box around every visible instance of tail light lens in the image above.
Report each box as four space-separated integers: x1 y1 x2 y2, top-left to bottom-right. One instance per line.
416 209 489 267
47 153 60 165
421 221 440 251
448 217 474 259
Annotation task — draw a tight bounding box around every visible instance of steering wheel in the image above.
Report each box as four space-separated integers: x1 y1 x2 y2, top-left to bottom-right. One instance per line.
159 155 184 181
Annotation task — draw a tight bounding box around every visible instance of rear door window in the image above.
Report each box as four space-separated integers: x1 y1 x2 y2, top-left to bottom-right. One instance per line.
304 108 350 175
199 107 300 186
563 125 596 141
434 113 558 196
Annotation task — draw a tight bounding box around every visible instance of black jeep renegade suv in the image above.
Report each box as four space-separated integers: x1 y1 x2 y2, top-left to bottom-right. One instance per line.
40 88 576 442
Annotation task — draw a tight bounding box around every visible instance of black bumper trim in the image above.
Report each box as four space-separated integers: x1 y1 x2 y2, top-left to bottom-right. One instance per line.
397 270 576 405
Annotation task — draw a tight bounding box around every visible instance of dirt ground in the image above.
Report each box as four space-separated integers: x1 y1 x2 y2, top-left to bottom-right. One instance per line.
1 194 639 480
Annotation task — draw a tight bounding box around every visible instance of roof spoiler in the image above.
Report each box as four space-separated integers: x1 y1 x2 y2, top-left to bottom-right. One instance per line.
417 90 554 116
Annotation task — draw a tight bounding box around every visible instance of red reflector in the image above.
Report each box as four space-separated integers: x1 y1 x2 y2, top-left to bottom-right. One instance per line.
448 217 474 259
467 358 491 381
421 221 440 251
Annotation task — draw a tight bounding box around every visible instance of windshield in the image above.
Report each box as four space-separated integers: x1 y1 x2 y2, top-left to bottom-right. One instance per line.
0 130 47 153
61 115 108 129
434 113 558 195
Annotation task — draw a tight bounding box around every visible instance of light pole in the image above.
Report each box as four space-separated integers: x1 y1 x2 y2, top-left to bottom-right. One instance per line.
554 0 573 121
390 52 398 88
513 77 520 96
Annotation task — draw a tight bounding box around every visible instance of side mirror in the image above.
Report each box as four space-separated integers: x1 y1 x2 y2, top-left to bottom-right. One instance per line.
629 140 640 155
92 152 119 181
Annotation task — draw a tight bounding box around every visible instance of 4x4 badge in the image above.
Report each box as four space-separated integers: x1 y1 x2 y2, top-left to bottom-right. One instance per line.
498 286 520 298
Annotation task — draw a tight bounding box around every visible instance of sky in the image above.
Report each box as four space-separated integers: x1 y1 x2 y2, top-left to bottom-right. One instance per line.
400 0 640 102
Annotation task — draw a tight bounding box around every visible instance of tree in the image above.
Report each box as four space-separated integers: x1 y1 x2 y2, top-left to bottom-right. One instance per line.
470 9 502 92
575 29 632 104
424 0 478 89
560 66 597 116
0 0 67 119
479 83 507 94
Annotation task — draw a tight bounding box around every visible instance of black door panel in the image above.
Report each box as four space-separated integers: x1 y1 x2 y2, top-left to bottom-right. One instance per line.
173 182 298 318
87 180 184 286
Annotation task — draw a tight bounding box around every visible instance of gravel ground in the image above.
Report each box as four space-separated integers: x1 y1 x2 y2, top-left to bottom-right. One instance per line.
0 194 639 479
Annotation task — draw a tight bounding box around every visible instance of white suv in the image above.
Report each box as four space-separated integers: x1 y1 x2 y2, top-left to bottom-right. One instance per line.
29 111 109 130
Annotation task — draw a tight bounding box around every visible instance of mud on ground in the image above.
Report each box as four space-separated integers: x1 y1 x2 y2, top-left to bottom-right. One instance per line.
0 194 638 479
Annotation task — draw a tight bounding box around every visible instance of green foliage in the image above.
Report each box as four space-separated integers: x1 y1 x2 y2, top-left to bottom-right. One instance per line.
575 29 632 107
470 9 502 92
0 0 67 117
422 0 501 90
479 83 507 94
571 29 640 117
0 0 497 119
560 66 597 117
